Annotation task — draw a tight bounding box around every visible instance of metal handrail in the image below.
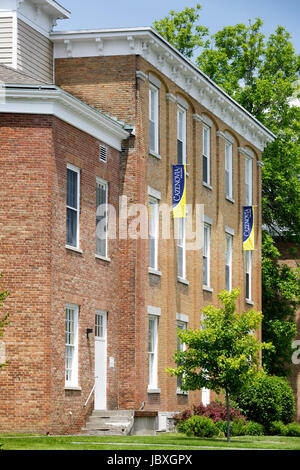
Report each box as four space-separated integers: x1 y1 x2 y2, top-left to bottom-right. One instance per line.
84 383 95 408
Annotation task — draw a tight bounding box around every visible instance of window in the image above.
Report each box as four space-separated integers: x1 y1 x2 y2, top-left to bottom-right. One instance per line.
177 218 186 279
245 157 252 206
66 164 80 248
65 304 79 387
96 178 108 258
246 251 252 300
225 233 233 292
202 124 210 185
225 140 233 199
149 84 159 154
148 315 158 389
203 223 211 287
177 320 187 390
149 196 159 270
95 312 104 338
177 105 186 164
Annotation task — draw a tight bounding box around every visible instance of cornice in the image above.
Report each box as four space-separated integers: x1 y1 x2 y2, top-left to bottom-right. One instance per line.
51 28 276 151
0 85 129 150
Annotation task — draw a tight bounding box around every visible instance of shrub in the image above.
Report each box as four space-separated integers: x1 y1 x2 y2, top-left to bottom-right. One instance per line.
243 421 265 436
234 375 295 429
181 416 220 438
285 422 300 437
193 401 247 424
269 421 287 436
215 419 264 436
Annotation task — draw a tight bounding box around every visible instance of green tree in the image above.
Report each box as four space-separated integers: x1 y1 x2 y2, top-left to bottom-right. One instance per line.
0 276 9 369
153 4 209 59
262 232 300 376
167 289 272 442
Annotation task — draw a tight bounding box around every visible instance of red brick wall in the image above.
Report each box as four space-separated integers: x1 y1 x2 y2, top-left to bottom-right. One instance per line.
0 114 53 433
0 114 122 434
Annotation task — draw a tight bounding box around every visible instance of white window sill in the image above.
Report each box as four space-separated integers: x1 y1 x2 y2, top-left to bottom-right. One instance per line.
246 299 254 305
203 182 213 191
148 267 162 276
66 245 83 254
178 277 189 286
149 150 162 160
147 387 161 394
176 388 189 395
226 196 235 204
95 254 111 262
203 285 213 293
65 385 82 391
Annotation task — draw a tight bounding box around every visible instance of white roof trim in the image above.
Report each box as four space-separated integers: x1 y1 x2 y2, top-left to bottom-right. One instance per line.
0 85 129 150
51 27 276 151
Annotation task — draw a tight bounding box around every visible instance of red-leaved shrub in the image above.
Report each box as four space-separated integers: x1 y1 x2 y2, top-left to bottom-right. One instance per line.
175 401 246 426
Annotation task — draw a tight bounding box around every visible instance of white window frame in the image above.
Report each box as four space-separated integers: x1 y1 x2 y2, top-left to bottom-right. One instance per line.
66 163 80 249
225 233 233 292
225 140 233 199
246 250 252 301
245 156 253 206
96 177 108 259
148 315 158 390
203 223 211 288
177 217 186 280
177 319 188 393
202 124 210 185
148 195 159 271
65 303 79 388
177 104 186 165
149 83 159 155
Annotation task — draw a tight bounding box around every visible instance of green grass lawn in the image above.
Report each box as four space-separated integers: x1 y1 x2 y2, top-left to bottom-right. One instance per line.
0 433 300 450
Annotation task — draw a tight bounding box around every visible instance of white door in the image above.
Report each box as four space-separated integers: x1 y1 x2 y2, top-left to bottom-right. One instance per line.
94 311 107 410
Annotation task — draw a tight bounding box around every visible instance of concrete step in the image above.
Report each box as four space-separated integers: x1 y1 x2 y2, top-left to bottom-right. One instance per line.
83 409 134 436
87 416 132 424
91 410 134 418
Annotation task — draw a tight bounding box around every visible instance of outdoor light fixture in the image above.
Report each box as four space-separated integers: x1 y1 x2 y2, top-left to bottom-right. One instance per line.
86 328 93 340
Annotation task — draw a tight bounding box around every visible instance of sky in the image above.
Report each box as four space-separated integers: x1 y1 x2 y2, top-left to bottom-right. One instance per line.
55 0 300 53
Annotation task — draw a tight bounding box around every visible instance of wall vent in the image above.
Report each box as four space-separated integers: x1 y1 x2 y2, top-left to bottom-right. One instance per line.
100 144 108 163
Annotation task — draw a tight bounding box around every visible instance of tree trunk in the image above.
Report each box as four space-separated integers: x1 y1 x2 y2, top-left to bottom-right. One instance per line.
226 390 230 443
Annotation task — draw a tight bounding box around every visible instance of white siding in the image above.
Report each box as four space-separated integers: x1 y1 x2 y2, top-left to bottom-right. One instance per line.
17 19 53 83
0 16 13 66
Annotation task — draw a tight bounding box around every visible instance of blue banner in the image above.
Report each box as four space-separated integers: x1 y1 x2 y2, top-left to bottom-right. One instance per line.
172 164 186 218
243 206 254 250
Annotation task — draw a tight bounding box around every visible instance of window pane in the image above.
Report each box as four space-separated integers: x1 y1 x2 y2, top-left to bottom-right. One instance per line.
149 119 155 151
96 181 108 256
177 140 183 164
67 169 78 209
203 256 208 286
66 208 77 247
149 198 158 269
203 155 208 183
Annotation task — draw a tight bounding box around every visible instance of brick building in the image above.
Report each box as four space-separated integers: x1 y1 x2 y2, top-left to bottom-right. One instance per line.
0 0 276 434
